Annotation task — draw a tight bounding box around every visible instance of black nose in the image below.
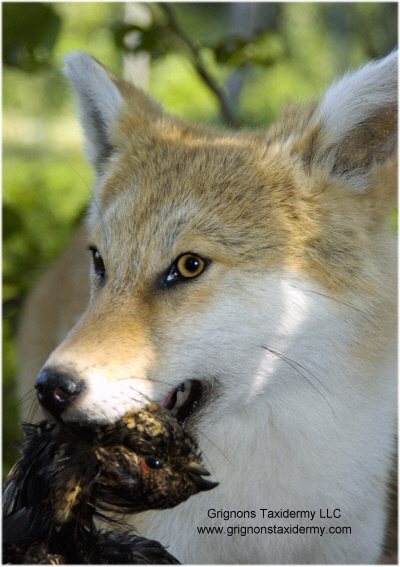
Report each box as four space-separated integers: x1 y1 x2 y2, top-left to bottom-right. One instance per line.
35 368 82 420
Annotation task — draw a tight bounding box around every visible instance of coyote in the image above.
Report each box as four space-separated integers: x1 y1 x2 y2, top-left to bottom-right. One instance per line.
18 51 397 563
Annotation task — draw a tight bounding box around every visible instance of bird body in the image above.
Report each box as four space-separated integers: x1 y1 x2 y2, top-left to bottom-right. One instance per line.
3 404 217 564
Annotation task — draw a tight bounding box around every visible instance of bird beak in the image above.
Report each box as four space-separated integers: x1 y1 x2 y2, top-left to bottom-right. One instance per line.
186 462 211 476
186 462 219 492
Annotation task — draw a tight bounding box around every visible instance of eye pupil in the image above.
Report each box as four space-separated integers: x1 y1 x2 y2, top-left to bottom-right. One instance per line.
186 257 199 272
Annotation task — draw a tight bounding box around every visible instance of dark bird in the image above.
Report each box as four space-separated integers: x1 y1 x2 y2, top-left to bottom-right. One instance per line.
3 403 218 564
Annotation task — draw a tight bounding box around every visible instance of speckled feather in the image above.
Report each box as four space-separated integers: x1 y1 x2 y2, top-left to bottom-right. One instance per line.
3 404 218 564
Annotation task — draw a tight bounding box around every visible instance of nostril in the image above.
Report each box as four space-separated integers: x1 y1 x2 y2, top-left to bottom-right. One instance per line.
35 368 82 420
54 387 71 404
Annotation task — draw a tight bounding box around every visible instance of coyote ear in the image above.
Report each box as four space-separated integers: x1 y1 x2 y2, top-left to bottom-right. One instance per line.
64 52 163 174
304 51 398 198
63 51 122 172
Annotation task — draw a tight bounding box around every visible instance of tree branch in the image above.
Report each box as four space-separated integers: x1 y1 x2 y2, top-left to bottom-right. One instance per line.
157 3 238 127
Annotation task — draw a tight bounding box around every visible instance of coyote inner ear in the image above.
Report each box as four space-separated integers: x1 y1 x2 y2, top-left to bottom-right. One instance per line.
303 51 398 200
64 51 123 173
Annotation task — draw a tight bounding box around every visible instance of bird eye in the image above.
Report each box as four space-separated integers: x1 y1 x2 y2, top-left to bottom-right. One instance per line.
145 457 163 470
176 254 206 279
89 247 105 277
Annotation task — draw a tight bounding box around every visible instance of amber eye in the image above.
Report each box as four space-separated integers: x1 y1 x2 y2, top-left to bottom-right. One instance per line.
89 247 105 277
160 252 209 288
176 254 206 279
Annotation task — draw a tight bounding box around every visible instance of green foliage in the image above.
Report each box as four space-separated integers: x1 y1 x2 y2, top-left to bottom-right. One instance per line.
3 3 61 71
113 20 168 59
2 2 398 479
112 2 397 126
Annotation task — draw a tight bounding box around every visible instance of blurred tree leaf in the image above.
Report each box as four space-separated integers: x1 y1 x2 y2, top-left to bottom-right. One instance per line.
213 38 248 65
213 31 285 68
239 30 286 66
3 2 61 71
3 205 23 240
112 21 168 59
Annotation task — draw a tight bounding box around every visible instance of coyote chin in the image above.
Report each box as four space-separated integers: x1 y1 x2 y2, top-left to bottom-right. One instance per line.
18 51 397 563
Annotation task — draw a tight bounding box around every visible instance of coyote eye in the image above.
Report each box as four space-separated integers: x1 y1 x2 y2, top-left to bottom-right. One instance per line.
176 254 206 279
160 252 209 288
89 247 105 277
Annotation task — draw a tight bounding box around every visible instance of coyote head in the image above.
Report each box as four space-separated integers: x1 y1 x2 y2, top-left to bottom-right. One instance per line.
35 52 397 429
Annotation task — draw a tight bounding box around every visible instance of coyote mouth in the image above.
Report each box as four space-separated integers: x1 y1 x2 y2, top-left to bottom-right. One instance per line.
159 380 202 425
